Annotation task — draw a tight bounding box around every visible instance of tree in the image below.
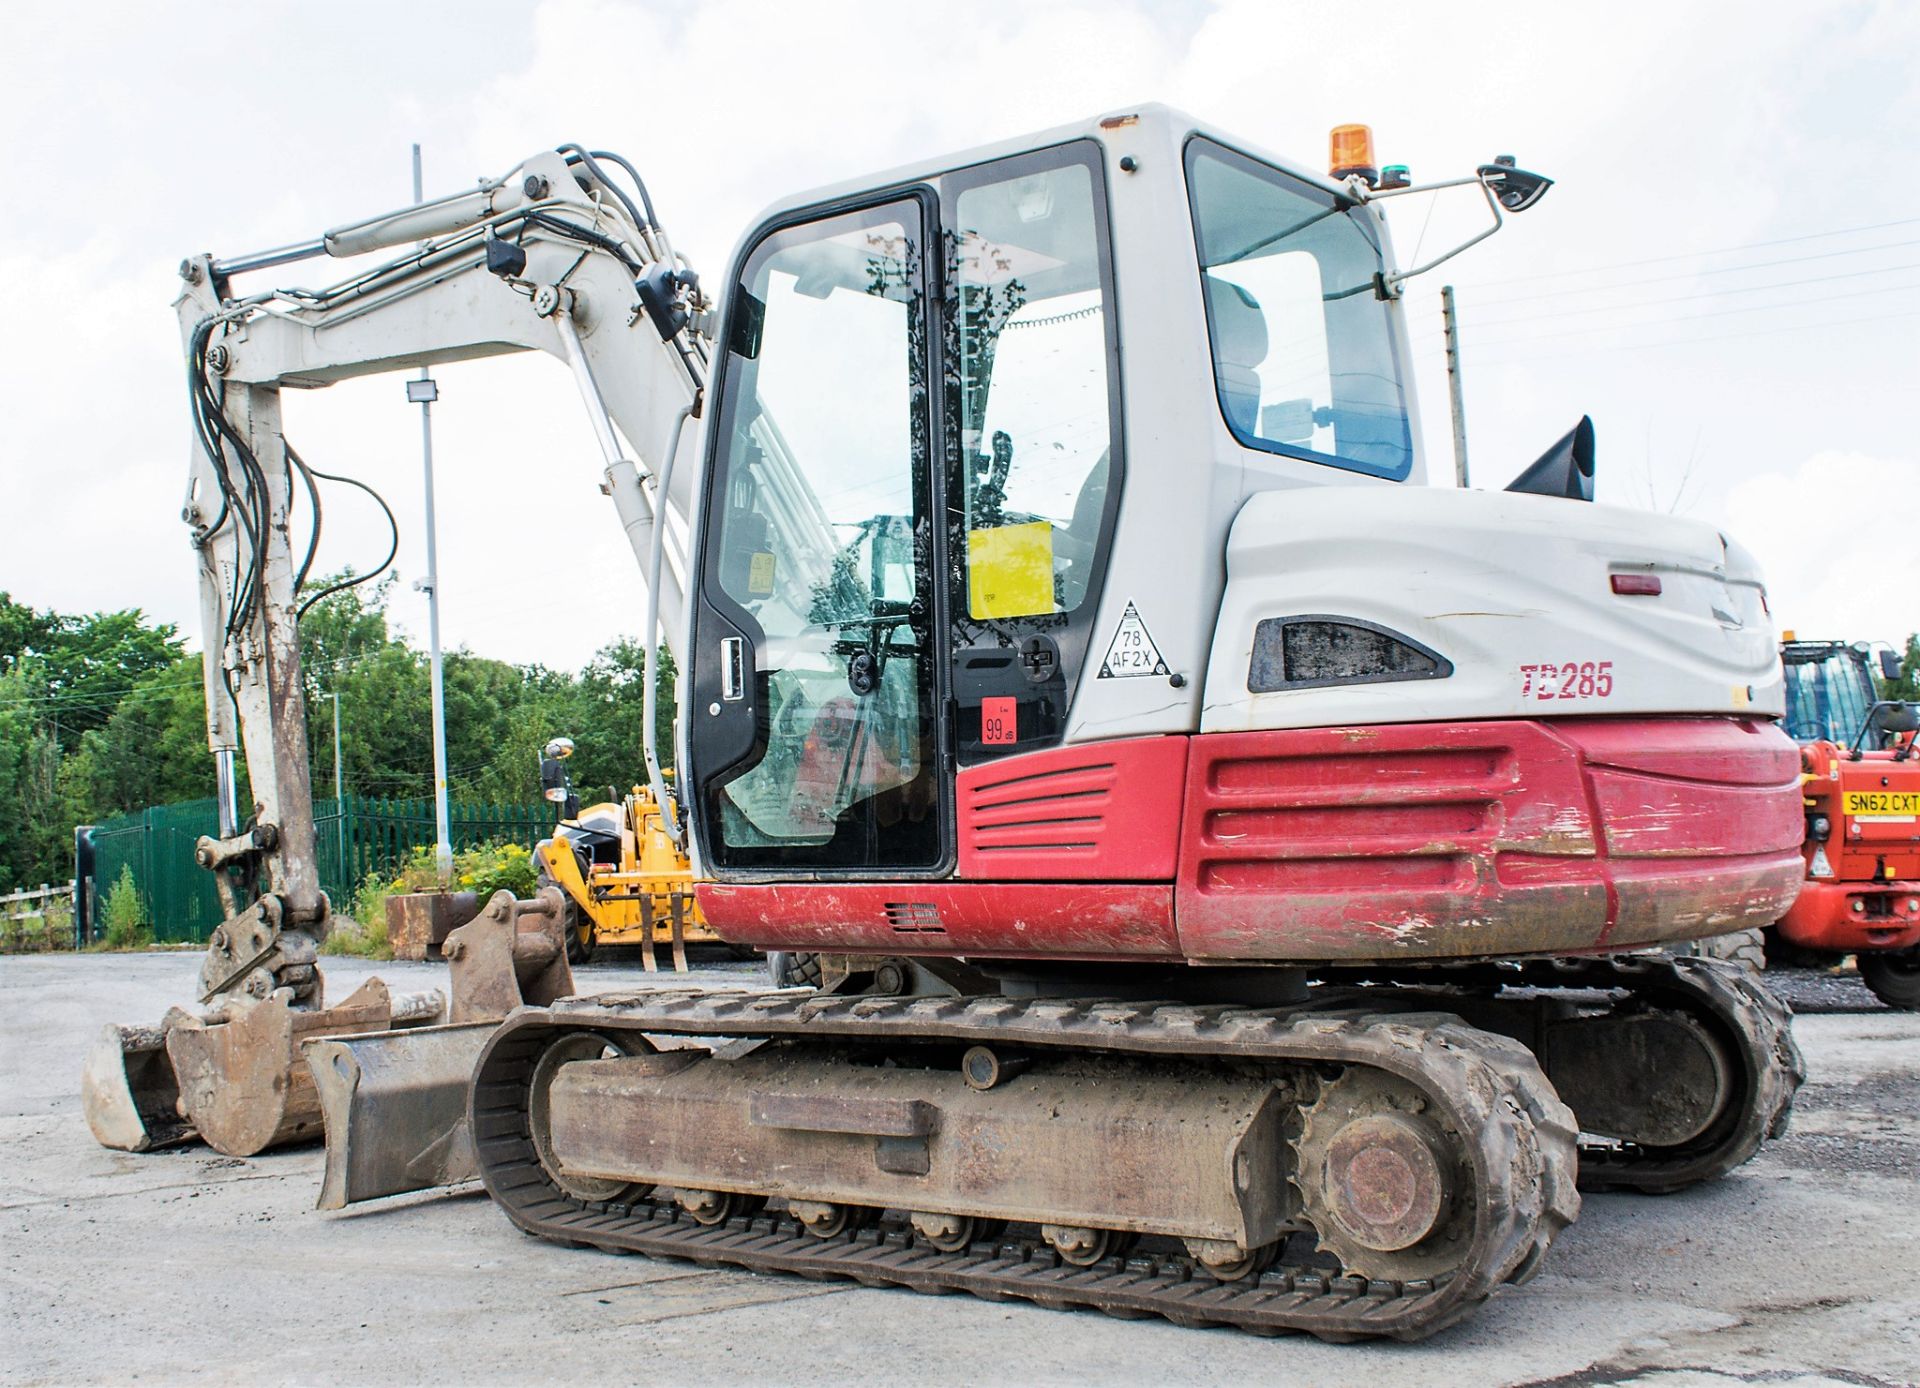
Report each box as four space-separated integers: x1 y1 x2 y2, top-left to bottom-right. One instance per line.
1879 633 1920 703
0 592 183 754
62 655 217 815
0 572 685 891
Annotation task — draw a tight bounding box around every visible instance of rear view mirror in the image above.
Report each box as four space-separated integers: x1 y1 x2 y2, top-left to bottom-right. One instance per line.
540 741 573 805
1476 157 1553 213
1880 649 1904 680
1260 398 1317 445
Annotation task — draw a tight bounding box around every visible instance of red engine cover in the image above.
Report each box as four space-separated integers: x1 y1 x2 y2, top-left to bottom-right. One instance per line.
698 717 1807 964
1176 717 1803 960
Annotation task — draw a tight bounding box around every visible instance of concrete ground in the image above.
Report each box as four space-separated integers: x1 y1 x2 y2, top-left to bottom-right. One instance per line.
2 952 1915 1388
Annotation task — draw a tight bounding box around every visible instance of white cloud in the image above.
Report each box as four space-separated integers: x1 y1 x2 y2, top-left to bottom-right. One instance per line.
2 0 1915 673
1724 451 1920 645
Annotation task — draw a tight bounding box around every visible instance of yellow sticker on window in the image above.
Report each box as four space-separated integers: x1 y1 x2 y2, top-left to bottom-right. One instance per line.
968 521 1055 619
747 551 776 597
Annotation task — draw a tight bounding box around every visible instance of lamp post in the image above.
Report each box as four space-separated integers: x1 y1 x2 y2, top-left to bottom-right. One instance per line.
407 141 453 882
323 687 346 893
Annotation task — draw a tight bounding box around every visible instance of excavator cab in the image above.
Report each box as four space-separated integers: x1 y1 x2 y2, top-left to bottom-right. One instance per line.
682 109 1798 968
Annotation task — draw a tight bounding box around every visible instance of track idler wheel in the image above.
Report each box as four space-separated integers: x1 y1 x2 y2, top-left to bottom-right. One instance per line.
1293 1068 1470 1282
671 1188 764 1226
528 1031 647 1204
909 1211 1002 1252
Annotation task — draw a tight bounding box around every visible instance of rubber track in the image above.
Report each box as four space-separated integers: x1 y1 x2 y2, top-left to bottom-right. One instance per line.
470 994 1580 1341
1370 954 1802 1193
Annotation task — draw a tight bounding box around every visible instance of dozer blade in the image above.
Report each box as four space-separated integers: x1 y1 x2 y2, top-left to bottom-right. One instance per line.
305 1022 496 1209
81 1020 196 1152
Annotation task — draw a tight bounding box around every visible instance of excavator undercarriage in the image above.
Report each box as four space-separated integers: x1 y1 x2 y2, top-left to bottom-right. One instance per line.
463 950 1795 1340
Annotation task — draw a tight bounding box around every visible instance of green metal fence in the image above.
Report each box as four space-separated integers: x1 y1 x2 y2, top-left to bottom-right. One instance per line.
87 794 552 944
90 798 225 943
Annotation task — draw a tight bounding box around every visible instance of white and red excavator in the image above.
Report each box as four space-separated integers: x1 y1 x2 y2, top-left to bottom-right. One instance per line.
87 108 1804 1340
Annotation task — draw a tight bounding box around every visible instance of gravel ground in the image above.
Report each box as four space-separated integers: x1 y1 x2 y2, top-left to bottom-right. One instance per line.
2 952 1916 1388
1766 965 1888 1015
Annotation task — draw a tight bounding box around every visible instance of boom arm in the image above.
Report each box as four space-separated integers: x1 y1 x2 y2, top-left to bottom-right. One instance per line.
174 145 709 997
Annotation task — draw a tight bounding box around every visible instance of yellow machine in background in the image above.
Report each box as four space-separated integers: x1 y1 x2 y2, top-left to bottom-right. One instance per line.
534 739 724 971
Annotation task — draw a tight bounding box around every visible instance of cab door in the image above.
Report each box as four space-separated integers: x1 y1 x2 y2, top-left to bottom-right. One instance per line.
688 195 948 875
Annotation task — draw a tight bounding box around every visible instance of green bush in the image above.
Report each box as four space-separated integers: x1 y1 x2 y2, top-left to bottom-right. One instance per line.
321 841 534 960
321 870 396 959
388 841 538 900
456 841 538 900
43 900 73 949
99 866 152 950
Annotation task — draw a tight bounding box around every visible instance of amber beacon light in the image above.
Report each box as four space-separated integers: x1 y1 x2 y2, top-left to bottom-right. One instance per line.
1329 124 1379 186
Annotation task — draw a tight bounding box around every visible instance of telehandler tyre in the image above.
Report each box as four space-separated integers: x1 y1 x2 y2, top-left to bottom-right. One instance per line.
1858 948 1920 1011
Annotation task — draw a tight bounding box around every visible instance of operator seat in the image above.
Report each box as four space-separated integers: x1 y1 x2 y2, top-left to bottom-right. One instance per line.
1205 278 1268 435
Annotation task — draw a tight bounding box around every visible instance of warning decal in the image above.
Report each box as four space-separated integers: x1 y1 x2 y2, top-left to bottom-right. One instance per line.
1098 600 1168 679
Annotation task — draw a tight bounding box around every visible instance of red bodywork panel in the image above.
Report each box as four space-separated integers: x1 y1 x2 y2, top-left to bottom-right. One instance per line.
698 717 1807 963
1777 881 1920 951
698 882 1180 959
1176 718 1802 960
1774 737 1920 952
957 735 1188 880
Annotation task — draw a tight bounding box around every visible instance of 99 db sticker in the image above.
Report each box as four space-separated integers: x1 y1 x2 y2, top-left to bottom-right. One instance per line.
1520 661 1615 701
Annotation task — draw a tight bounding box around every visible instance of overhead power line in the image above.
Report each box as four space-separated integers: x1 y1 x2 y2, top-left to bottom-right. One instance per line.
1413 273 1920 347
1459 237 1920 308
1436 214 1920 293
1469 307 1920 367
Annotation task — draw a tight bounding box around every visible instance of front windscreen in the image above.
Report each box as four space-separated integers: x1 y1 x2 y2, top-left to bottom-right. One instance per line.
1783 650 1877 744
1185 138 1413 480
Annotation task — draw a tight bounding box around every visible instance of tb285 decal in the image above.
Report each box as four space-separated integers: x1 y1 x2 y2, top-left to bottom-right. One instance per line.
1519 661 1615 701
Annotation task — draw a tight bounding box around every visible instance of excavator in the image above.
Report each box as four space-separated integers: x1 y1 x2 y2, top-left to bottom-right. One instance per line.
93 107 1806 1341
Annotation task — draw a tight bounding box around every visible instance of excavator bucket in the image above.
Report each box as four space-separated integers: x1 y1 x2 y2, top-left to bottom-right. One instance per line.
304 887 574 1208
307 1022 496 1208
81 1020 195 1152
82 978 446 1158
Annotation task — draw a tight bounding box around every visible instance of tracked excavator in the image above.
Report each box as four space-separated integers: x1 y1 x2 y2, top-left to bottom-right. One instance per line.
104 108 1805 1340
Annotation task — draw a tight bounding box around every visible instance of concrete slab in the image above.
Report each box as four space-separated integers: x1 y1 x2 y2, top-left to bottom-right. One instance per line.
2 953 1915 1387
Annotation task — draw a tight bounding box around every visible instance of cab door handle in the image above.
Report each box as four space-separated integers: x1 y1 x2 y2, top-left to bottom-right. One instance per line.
719 636 747 701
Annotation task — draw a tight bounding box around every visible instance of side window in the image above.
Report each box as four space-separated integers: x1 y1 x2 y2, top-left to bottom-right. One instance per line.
943 145 1121 758
1186 138 1413 480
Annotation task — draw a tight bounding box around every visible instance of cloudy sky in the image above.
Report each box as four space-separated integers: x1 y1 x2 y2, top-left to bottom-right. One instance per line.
2 0 1915 671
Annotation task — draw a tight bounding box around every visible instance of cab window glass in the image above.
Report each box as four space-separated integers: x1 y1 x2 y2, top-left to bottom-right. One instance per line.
1186 138 1413 480
951 160 1113 618
707 208 938 866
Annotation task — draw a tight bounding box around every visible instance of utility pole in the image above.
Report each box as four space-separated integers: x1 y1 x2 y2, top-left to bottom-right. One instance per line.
406 141 453 882
1441 284 1470 489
